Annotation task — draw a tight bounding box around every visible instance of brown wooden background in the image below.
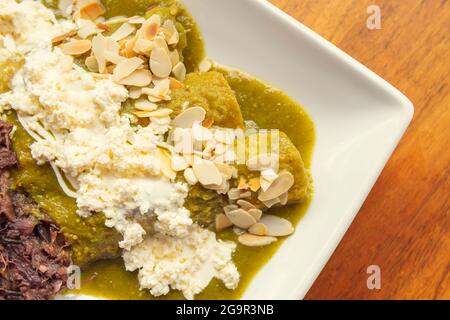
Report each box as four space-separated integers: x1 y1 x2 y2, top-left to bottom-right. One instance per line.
270 0 450 299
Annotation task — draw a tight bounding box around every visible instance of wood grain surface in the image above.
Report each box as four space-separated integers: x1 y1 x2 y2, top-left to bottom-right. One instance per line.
270 0 450 300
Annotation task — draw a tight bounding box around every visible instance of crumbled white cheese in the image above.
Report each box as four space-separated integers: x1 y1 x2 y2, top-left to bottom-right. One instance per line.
123 224 240 300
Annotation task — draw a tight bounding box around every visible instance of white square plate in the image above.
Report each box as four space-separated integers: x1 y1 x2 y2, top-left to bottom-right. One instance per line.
182 0 413 299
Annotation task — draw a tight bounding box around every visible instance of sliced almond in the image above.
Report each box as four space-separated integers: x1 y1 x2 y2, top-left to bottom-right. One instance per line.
223 205 238 215
258 171 294 202
237 200 256 211
104 50 126 64
106 37 120 54
79 1 105 20
52 30 77 44
239 191 252 199
134 98 157 111
202 118 214 129
156 149 176 180
96 23 111 32
172 107 206 128
169 50 180 66
128 16 146 24
172 62 186 81
163 20 179 45
183 168 198 185
215 163 234 180
142 22 159 40
113 57 144 81
279 192 288 205
248 209 263 221
77 19 101 38
215 214 233 232
129 87 142 99
192 158 223 186
169 77 184 90
198 59 212 73
60 39 92 56
248 223 268 236
238 233 277 247
226 209 257 229
134 108 173 118
111 23 136 41
150 47 172 78
118 69 152 87
92 34 107 73
227 188 241 201
249 178 261 192
262 197 280 208
171 154 189 171
260 176 272 192
238 177 248 190
154 35 169 54
133 38 155 54
259 215 294 237
85 55 99 72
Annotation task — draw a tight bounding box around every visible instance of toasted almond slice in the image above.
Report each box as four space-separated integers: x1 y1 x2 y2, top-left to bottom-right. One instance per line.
154 35 169 53
202 118 214 129
105 16 129 25
106 37 120 54
129 87 142 99
280 192 288 205
113 57 144 81
183 168 198 185
85 55 99 72
249 209 263 221
134 98 157 111
238 177 248 190
237 200 256 211
171 154 189 171
128 16 146 24
79 1 105 21
192 158 223 186
239 191 252 199
92 34 107 73
249 178 261 192
150 47 172 78
77 19 101 38
215 214 233 232
146 14 162 27
215 163 234 180
238 233 277 247
248 223 268 236
96 23 111 32
262 197 280 208
156 149 176 180
133 38 154 54
163 20 179 45
52 30 77 44
104 50 126 64
118 69 152 87
227 188 241 201
259 215 294 237
137 108 173 118
172 62 186 81
226 209 256 229
60 39 92 56
260 176 272 192
169 50 180 66
258 171 294 202
169 77 184 90
172 107 206 128
223 205 238 215
111 22 136 41
142 21 159 40
198 59 212 73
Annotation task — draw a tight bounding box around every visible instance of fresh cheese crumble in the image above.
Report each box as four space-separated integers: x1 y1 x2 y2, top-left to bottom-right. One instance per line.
0 0 239 298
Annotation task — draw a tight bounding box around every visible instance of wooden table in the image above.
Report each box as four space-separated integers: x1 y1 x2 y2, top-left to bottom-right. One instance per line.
270 0 450 300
